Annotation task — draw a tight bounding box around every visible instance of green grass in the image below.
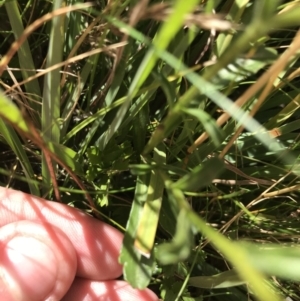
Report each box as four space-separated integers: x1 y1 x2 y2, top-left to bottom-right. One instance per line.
1 0 300 300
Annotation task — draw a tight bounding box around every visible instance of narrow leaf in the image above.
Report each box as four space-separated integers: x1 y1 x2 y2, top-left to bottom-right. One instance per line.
188 269 247 289
156 209 193 265
0 91 39 195
243 244 300 281
41 0 64 192
0 90 30 133
182 108 226 147
172 157 224 192
134 144 166 256
119 174 154 289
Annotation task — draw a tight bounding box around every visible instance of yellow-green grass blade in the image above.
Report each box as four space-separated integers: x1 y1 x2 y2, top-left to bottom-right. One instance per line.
0 91 39 195
41 0 64 194
5 0 42 122
45 141 83 175
119 174 155 289
0 120 40 196
134 144 166 257
0 90 31 133
171 157 225 193
182 108 226 148
242 243 300 282
188 269 247 289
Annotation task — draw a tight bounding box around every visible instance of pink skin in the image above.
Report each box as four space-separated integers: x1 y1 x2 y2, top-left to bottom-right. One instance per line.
0 187 159 301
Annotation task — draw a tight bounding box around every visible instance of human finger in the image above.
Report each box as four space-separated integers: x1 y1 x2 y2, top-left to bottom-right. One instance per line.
61 279 159 301
0 187 123 280
0 220 76 301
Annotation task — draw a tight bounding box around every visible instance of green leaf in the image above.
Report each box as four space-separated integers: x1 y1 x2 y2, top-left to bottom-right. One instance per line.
252 0 281 21
0 120 40 196
47 141 83 174
243 244 300 281
5 0 41 118
182 108 226 148
93 176 110 207
119 174 155 289
130 164 153 175
41 0 64 193
271 7 300 28
172 157 225 192
156 209 193 265
213 56 276 86
0 91 39 195
188 269 247 289
186 210 282 301
0 90 31 133
132 101 149 156
159 195 177 237
134 144 166 256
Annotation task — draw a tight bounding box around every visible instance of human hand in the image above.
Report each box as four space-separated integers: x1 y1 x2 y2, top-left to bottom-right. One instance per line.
0 187 159 301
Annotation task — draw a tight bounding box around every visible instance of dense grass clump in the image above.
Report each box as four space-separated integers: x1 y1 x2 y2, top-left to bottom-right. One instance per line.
1 1 300 300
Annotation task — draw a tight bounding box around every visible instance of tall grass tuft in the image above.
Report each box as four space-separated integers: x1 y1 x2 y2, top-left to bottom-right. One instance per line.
1 1 300 300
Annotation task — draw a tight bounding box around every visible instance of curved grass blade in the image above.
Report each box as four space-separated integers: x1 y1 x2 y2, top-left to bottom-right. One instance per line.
156 209 193 265
243 244 300 281
0 91 39 195
182 108 226 148
0 91 31 133
172 157 225 192
0 121 40 196
188 269 247 289
46 141 83 175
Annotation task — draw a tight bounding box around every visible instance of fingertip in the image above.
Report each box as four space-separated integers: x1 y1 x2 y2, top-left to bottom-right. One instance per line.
0 236 57 301
0 221 77 301
0 187 124 280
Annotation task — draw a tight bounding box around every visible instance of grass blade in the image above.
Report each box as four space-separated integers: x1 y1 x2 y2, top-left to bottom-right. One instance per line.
5 0 41 121
0 91 39 195
134 143 166 257
41 0 64 194
119 174 154 289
